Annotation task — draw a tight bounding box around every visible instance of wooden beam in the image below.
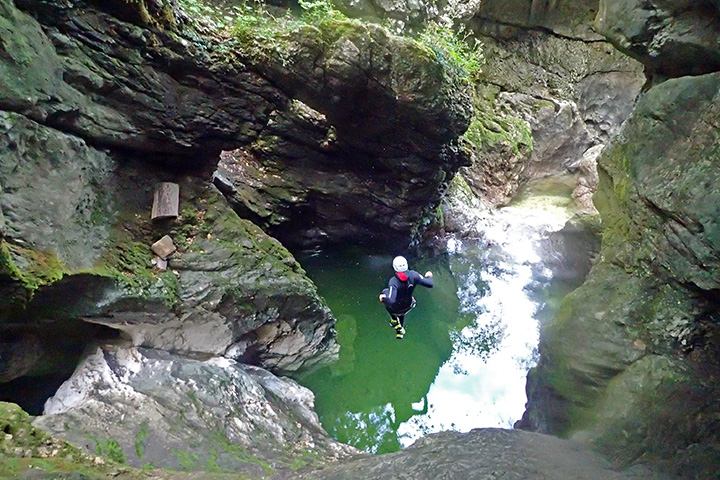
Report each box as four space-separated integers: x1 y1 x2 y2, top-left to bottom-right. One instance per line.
151 182 179 220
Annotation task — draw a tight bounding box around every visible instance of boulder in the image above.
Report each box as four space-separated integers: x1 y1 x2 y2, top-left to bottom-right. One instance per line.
33 346 359 474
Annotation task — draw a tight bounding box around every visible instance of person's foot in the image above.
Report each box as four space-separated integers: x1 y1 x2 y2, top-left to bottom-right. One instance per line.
395 326 405 339
390 318 400 328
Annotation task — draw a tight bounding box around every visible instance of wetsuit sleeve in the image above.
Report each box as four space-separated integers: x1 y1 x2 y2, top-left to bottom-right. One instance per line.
383 278 399 306
411 270 433 288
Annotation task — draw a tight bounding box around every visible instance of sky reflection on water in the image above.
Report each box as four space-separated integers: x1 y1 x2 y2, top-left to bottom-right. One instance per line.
396 187 579 446
297 179 583 454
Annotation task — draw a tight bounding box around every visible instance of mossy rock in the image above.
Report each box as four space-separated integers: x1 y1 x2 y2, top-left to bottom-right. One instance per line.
0 402 143 479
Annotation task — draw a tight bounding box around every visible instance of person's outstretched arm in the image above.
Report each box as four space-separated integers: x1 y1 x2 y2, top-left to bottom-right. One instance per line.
414 270 434 288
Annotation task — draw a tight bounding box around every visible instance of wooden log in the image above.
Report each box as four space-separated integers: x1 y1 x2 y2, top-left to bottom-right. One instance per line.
151 182 179 220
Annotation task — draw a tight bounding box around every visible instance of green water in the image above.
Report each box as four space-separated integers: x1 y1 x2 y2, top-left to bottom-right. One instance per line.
294 177 595 455
295 251 475 454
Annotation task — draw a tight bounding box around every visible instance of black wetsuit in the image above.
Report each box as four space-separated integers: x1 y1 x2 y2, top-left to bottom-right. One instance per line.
381 270 434 324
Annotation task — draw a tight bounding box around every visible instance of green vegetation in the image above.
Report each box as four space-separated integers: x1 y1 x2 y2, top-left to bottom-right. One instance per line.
172 449 201 471
0 402 140 479
134 421 149 459
462 85 532 155
418 22 484 80
177 0 483 81
96 438 127 465
0 240 66 292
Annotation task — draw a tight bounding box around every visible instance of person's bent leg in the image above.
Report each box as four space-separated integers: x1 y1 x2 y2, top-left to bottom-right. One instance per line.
395 314 406 339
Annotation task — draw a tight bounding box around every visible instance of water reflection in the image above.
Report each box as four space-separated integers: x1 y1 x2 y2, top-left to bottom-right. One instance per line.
296 177 589 453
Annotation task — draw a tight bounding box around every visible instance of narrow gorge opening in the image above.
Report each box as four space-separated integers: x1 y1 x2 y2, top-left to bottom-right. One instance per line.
295 175 599 453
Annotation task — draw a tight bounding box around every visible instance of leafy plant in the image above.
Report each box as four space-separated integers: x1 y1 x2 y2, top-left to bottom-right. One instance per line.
298 0 346 23
418 22 484 79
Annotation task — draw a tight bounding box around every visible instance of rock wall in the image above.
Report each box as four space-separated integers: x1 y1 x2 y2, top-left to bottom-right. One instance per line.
213 18 474 249
519 5 720 478
0 0 474 473
595 0 720 79
461 0 644 207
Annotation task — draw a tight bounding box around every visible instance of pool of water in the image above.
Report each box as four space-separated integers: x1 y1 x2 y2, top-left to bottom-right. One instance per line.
295 177 595 454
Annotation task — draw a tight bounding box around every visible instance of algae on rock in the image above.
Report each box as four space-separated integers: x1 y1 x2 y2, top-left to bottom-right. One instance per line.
522 72 720 478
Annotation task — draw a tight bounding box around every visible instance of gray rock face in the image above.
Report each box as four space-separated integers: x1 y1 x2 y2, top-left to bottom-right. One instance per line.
521 72 720 479
470 0 602 40
0 111 117 272
1 0 473 250
214 20 474 249
461 7 645 206
287 428 671 480
0 110 337 384
34 345 359 474
596 0 720 78
332 0 481 30
1 0 278 157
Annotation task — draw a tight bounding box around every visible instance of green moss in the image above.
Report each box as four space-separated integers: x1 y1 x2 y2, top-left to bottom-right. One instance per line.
98 438 127 465
0 240 66 295
172 449 201 471
0 402 142 479
463 86 532 156
134 421 149 459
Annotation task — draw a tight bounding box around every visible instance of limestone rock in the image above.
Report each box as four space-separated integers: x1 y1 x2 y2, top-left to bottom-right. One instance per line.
0 112 337 376
521 72 720 478
470 0 602 40
289 428 672 480
34 346 359 474
1 0 278 157
214 20 474 249
150 235 176 259
460 13 644 207
2 0 473 249
595 0 720 78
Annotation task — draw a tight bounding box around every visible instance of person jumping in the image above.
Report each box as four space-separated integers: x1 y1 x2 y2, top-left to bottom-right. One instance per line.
379 256 433 339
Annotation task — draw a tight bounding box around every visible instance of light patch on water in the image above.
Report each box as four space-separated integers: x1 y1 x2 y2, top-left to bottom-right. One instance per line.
397 180 580 446
330 403 398 454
